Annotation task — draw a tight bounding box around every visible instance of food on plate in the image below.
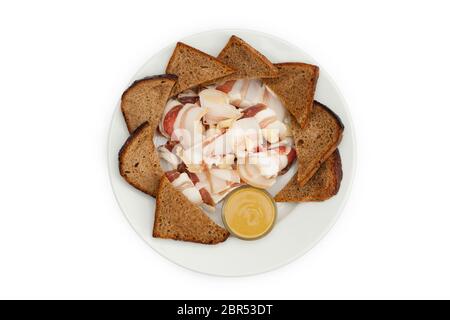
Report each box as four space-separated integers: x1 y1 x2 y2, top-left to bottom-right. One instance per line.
156 80 296 209
217 35 278 80
153 177 229 244
291 101 344 187
166 42 235 96
237 157 277 189
121 75 177 133
275 150 343 202
118 34 345 245
119 122 163 197
198 89 241 125
222 187 276 240
263 63 319 128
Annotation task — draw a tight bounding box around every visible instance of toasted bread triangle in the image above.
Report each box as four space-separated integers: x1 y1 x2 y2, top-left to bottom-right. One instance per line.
166 42 235 95
153 177 230 244
119 122 162 197
217 35 278 80
291 101 344 187
121 75 177 133
264 63 319 128
275 150 343 202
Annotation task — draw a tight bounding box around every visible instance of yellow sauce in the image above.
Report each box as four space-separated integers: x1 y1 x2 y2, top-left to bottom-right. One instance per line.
222 187 277 240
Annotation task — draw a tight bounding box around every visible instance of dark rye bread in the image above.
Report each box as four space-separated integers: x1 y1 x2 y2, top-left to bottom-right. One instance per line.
121 75 177 133
264 63 319 128
153 177 230 244
275 150 343 202
166 42 235 95
292 101 344 187
119 122 162 197
217 35 278 80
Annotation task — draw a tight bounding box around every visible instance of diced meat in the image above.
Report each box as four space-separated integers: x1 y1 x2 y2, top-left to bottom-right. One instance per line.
186 171 200 184
158 145 181 171
259 116 278 129
176 162 200 184
230 182 242 188
177 162 187 173
286 147 296 164
279 148 297 175
199 89 241 125
241 104 267 118
164 140 178 152
228 79 249 107
173 104 207 148
165 170 180 182
263 86 288 122
216 80 236 93
177 90 199 104
199 188 215 206
178 96 199 104
270 145 288 154
243 80 265 106
163 104 183 137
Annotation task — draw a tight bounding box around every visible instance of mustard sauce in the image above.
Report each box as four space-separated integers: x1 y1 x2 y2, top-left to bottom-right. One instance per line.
222 187 277 240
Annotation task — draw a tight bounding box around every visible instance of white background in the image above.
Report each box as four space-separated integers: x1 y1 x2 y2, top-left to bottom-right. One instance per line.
0 0 449 300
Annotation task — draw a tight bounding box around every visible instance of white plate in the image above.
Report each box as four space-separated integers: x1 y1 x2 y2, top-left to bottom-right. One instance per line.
108 29 356 277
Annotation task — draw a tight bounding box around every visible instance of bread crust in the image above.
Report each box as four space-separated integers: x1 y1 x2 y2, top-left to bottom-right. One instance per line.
118 121 150 159
153 177 229 244
291 101 344 187
297 101 344 186
216 35 279 80
278 63 319 129
122 74 178 98
264 63 319 128
121 74 177 133
274 150 343 202
166 42 235 95
118 121 162 197
166 42 234 72
329 150 343 196
315 100 345 132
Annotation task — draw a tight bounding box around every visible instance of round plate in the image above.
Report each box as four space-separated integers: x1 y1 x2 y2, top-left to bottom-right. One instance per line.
108 29 356 277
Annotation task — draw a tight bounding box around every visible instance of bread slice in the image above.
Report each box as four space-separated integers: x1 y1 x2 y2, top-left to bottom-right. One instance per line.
121 75 177 133
153 177 230 244
216 35 278 80
264 63 319 128
291 101 344 187
275 150 342 202
119 122 162 197
166 42 235 95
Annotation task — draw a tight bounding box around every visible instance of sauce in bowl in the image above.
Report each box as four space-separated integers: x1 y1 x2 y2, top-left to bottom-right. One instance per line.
222 187 277 240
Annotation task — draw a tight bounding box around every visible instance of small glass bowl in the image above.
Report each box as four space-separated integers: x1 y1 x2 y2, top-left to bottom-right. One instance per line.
221 186 278 241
